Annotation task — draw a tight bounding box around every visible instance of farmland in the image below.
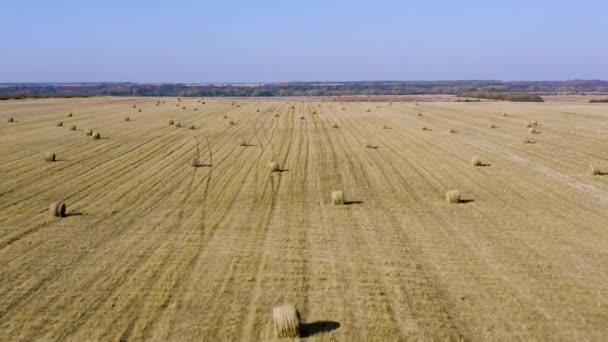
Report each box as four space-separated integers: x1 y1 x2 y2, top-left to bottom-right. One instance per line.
0 96 607 341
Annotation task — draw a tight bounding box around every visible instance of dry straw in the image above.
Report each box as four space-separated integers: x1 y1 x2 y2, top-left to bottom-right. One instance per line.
471 156 482 166
272 305 300 338
268 161 280 172
44 152 56 162
446 190 461 204
332 190 345 205
49 201 66 218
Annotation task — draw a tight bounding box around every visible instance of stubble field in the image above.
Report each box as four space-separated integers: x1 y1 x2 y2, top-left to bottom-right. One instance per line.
0 96 607 341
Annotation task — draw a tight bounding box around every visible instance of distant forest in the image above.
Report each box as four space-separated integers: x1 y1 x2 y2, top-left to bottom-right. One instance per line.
1 80 607 99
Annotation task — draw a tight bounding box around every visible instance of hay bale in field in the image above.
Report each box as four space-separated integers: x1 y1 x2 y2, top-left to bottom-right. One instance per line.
365 142 375 149
418 112 423 116
236 104 240 107
229 120 236 125
446 190 461 204
44 152 56 162
67 112 73 117
202 101 205 104
471 156 483 166
85 129 93 136
421 127 429 131
382 125 390 129
312 110 317 114
138 109 142 112
189 124 196 130
49 201 66 218
57 121 63 127
124 116 130 121
93 132 101 139
489 124 497 129
332 123 339 129
528 127 537 134
332 190 344 205
224 115 228 119
502 112 508 117
182 106 186 110
256 109 260 112
448 128 456 133
194 108 198 111
175 122 182 128
168 119 174 125
341 107 345 110
367 109 371 112
8 117 13 122
522 137 534 144
70 125 77 131
526 120 538 128
588 165 601 175
191 158 200 167
268 161 280 172
273 305 300 338
300 116 305 120
275 114 279 118
239 138 248 146
132 104 136 108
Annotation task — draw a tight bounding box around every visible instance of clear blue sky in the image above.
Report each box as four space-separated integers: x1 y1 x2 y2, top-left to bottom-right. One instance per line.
1 0 607 83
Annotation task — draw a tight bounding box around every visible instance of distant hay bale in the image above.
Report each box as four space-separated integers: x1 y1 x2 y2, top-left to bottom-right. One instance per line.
446 190 461 204
526 120 538 128
191 158 200 167
202 101 205 104
229 120 236 125
332 190 345 205
312 110 317 114
489 124 497 128
175 122 182 127
528 127 537 134
236 104 240 107
269 161 280 172
124 116 130 121
522 137 534 144
588 165 601 175
224 115 228 119
85 129 93 136
8 117 13 122
69 125 77 131
189 124 196 130
275 114 280 118
367 109 371 112
67 112 73 117
194 108 198 111
341 107 345 110
168 119 174 125
49 201 66 218
471 156 482 166
332 123 339 128
256 109 260 112
421 127 428 131
182 106 186 110
418 112 422 116
365 142 374 148
448 128 456 133
44 152 56 162
138 109 142 112
132 104 136 108
57 121 63 127
382 125 390 129
502 112 508 117
93 132 101 139
273 305 300 338
239 138 248 146
300 116 305 120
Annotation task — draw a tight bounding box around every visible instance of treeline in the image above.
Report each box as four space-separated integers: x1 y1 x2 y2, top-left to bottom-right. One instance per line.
457 92 544 102
0 93 92 101
1 80 607 97
589 98 608 103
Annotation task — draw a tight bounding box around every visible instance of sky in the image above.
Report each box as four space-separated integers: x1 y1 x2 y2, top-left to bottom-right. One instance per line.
1 0 607 83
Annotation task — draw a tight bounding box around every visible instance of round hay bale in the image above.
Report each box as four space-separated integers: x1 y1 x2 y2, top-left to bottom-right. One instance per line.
502 112 508 117
191 158 200 167
489 124 497 129
85 129 93 136
522 137 534 144
189 124 196 130
528 127 537 134
132 104 137 108
224 115 228 119
93 132 101 139
67 112 73 117
448 128 456 133
332 123 339 129
49 201 66 218
300 116 305 120
229 120 236 125
588 165 601 176
332 190 344 205
471 156 482 166
44 152 56 162
175 122 182 128
382 125 390 129
269 161 280 172
421 127 428 131
273 305 300 338
194 108 198 111
275 114 280 118
446 190 461 204
138 109 142 112
57 121 63 127
365 143 374 149
367 109 371 112
418 112 422 116
8 117 13 122
182 106 186 110
168 119 174 125
69 125 77 131
239 139 248 147
124 116 130 121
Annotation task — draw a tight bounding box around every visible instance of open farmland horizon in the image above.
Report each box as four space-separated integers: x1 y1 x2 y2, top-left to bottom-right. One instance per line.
1 95 607 340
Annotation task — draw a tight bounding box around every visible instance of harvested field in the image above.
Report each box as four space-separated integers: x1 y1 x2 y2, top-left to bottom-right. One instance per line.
0 96 607 341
